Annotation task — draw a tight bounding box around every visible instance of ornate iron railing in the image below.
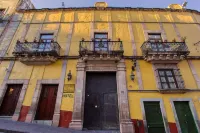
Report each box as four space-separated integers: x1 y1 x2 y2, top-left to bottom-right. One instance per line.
79 40 124 56
13 41 61 57
141 41 190 55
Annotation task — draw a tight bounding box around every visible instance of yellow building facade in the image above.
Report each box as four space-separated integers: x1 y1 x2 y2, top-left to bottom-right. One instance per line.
0 2 200 133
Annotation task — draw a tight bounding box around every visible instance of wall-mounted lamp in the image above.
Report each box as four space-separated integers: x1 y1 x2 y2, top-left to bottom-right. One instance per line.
130 71 135 81
131 60 137 81
67 70 72 81
132 60 137 71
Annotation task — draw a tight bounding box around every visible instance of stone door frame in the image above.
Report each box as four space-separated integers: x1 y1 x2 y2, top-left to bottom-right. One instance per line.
140 98 170 133
0 79 29 121
25 79 60 126
69 59 134 133
170 98 200 133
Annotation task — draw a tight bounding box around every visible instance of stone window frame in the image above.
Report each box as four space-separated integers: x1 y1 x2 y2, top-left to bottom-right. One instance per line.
0 79 29 121
35 30 58 42
170 98 200 133
144 30 167 42
153 64 185 90
140 98 170 133
69 59 134 133
25 79 60 126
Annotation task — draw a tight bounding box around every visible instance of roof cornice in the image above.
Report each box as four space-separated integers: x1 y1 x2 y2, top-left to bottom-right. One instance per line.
17 7 200 14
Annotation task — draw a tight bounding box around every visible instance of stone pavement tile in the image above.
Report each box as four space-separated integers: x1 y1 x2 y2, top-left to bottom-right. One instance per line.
0 120 119 133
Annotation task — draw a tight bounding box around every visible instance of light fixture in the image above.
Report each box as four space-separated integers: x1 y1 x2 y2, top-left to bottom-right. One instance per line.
67 70 72 81
132 60 137 71
130 71 135 81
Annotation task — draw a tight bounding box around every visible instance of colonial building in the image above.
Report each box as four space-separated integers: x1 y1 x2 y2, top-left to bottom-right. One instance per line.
0 2 200 133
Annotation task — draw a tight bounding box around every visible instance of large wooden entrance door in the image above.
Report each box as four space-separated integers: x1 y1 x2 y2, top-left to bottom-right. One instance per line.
174 101 198 133
0 84 22 116
83 73 119 130
35 85 58 120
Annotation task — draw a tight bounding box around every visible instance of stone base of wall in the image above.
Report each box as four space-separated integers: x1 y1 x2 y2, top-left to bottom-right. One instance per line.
131 119 178 133
131 119 145 133
59 110 72 128
18 106 30 122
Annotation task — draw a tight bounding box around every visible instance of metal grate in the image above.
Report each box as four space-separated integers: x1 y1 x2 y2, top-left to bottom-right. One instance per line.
13 41 61 57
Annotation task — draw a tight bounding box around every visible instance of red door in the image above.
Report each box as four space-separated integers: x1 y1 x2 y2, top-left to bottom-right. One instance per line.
35 85 58 120
0 84 22 116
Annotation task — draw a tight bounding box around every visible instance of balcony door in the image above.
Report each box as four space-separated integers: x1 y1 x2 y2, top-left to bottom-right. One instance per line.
94 33 108 51
38 34 54 52
35 85 58 120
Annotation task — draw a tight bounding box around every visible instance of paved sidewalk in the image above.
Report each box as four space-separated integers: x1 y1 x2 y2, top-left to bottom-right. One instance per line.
0 120 120 133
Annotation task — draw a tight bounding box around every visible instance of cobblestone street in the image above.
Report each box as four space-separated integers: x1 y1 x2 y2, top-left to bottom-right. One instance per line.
0 120 120 133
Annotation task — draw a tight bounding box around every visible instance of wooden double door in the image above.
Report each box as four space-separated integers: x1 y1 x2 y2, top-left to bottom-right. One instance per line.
83 73 119 130
0 84 22 116
35 85 58 120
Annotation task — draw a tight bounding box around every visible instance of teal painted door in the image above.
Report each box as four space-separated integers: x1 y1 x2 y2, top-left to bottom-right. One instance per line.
144 102 166 133
174 101 198 133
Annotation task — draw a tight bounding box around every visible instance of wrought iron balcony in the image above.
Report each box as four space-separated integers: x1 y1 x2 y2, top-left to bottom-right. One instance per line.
79 39 124 61
13 41 61 65
141 41 190 63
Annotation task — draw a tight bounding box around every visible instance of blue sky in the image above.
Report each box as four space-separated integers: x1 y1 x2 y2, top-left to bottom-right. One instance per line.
31 0 200 11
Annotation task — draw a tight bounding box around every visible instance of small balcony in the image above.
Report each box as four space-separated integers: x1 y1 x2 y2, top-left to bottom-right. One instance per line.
79 39 124 61
141 41 190 63
13 40 61 65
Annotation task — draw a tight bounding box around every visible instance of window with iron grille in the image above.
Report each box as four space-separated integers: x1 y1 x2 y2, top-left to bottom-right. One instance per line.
158 69 178 89
94 33 108 51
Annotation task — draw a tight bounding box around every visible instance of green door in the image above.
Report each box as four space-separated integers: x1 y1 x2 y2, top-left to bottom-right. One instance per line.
144 102 166 133
174 101 198 133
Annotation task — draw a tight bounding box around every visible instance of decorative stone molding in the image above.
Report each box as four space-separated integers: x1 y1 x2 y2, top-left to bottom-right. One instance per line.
188 60 200 89
140 98 170 133
153 63 186 91
170 98 200 133
0 79 29 121
69 59 134 133
25 79 60 125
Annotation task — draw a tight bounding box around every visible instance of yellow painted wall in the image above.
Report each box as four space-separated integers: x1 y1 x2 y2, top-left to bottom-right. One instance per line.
0 61 10 85
191 60 200 80
69 23 90 56
94 11 109 21
139 61 157 90
9 61 33 79
60 60 78 111
131 23 145 56
112 23 133 56
176 24 200 56
178 61 197 89
57 24 71 55
0 0 19 15
23 65 45 106
162 24 179 41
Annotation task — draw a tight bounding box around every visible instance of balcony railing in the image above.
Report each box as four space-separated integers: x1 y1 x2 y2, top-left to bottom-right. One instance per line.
13 41 61 57
79 39 124 56
141 41 189 55
141 41 190 62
